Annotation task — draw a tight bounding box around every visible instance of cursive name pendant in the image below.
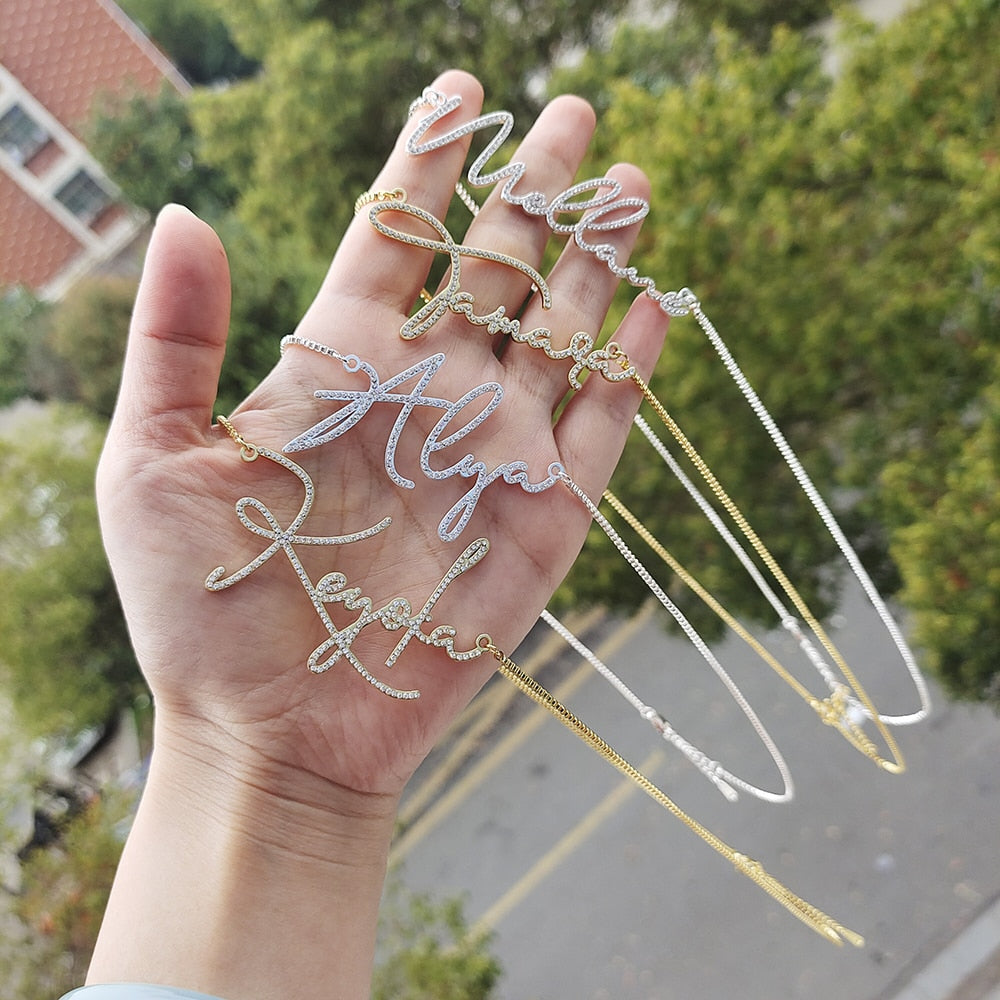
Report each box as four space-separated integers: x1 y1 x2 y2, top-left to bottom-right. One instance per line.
405 87 692 318
404 85 930 732
205 416 487 699
361 185 908 774
361 196 632 391
280 337 564 542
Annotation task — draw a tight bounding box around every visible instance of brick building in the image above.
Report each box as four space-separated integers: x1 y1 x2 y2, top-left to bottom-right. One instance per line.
0 0 188 299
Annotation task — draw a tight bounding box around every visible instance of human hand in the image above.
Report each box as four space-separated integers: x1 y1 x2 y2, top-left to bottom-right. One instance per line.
97 69 667 803
89 69 667 998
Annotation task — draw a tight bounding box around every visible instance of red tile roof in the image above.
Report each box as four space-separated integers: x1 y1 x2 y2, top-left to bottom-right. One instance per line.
0 172 83 289
0 0 188 135
0 0 189 294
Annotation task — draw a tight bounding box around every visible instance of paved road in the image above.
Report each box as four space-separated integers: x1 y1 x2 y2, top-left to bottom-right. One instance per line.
390 585 1000 999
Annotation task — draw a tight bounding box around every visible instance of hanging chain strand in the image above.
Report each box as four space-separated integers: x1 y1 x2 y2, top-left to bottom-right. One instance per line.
601 489 881 763
603 344 904 774
475 634 864 948
217 414 259 462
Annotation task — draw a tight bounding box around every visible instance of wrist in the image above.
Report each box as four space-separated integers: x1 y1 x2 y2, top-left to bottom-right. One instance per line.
88 712 399 1000
151 710 400 862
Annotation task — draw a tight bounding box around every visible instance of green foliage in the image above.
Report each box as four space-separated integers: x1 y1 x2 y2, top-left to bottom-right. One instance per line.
0 789 134 1000
548 18 713 119
88 86 236 219
115 0 256 84
0 291 51 406
213 217 327 414
2 280 133 423
373 879 501 1000
675 0 833 48
1 276 134 418
557 0 1000 700
191 0 630 255
885 368 1000 706
0 405 141 739
550 0 834 114
0 703 43 875
41 277 135 420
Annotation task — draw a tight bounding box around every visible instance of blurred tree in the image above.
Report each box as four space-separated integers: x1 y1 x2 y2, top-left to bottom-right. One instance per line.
1 279 132 417
372 878 501 1000
0 790 134 1000
115 0 257 84
885 368 1000 707
548 18 712 119
190 0 631 256
88 86 236 220
41 276 134 420
675 0 833 48
556 0 1000 702
549 0 833 114
0 291 50 406
0 701 43 890
211 216 328 416
0 405 141 739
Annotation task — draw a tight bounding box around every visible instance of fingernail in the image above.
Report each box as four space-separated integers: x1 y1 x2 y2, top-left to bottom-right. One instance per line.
154 203 197 227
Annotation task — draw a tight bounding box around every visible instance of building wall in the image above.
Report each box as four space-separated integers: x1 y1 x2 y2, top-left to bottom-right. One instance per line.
0 0 188 298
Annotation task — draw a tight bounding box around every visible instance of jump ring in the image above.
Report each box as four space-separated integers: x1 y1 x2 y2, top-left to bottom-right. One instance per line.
354 187 407 215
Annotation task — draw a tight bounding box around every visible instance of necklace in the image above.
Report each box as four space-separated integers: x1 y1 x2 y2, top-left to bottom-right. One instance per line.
206 415 487 699
476 633 864 947
402 86 930 731
358 186 913 773
206 416 863 946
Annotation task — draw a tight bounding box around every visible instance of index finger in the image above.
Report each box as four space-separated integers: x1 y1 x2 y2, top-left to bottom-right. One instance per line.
300 70 485 329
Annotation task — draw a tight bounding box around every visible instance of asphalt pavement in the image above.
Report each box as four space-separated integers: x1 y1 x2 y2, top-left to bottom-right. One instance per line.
390 585 1000 999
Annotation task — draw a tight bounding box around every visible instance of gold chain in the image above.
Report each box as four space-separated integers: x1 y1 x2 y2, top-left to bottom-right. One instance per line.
604 346 904 775
602 489 882 762
353 186 407 215
475 634 864 948
217 414 259 462
353 188 434 305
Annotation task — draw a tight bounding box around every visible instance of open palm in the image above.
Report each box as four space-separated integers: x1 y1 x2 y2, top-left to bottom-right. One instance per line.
96 70 667 802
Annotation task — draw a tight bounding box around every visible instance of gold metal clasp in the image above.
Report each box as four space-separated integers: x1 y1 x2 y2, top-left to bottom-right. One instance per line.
217 415 258 462
354 187 407 215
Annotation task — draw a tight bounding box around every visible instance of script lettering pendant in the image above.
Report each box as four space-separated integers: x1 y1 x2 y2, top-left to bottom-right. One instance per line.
406 88 695 318
283 350 563 542
205 435 488 698
365 202 641 391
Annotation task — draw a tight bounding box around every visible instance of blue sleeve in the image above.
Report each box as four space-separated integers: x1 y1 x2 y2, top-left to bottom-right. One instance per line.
60 986 227 1000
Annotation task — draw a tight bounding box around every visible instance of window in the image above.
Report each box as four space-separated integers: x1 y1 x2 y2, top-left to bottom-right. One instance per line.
0 104 49 165
54 169 114 226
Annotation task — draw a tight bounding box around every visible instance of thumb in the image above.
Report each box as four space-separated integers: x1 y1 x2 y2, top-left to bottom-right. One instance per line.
111 204 231 448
